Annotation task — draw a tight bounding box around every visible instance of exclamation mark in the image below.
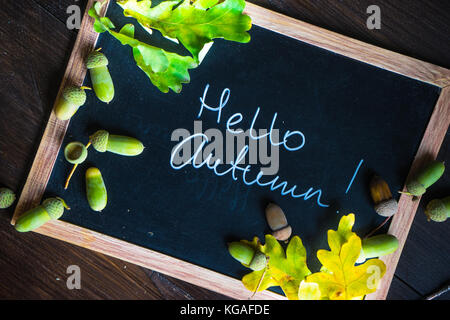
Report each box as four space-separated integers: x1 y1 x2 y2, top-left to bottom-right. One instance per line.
345 159 364 194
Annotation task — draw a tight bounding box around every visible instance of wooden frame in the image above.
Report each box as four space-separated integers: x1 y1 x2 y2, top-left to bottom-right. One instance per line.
11 0 450 300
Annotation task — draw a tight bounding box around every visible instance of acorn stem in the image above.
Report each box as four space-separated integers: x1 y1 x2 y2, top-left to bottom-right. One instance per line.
55 197 71 210
364 216 392 239
64 164 78 190
250 257 269 299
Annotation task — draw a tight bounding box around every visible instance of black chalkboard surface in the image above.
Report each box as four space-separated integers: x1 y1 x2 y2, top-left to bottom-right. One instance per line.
44 3 442 297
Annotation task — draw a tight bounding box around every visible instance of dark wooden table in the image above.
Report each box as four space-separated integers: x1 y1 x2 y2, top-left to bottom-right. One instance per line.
1 0 449 300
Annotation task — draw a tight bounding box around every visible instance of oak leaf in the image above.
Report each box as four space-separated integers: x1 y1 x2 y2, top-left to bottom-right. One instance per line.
89 1 197 93
240 235 311 300
300 214 386 300
117 0 252 62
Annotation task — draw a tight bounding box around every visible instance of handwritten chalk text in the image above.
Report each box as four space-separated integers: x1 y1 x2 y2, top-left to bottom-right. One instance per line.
170 85 330 208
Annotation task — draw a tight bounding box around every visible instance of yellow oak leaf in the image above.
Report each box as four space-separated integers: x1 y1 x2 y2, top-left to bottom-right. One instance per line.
241 235 311 300
301 214 386 300
298 281 321 300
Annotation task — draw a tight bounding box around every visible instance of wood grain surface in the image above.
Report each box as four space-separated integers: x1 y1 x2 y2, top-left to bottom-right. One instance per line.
10 0 109 225
0 0 449 300
366 87 450 300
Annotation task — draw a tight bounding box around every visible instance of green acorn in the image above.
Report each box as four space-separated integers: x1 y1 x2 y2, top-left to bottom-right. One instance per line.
89 130 144 156
0 188 16 209
357 234 399 263
86 50 114 103
86 167 107 212
404 160 445 197
15 197 70 232
425 197 450 222
54 86 89 120
228 242 267 271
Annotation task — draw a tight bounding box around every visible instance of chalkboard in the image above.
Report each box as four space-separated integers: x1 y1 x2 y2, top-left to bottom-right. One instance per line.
12 0 450 300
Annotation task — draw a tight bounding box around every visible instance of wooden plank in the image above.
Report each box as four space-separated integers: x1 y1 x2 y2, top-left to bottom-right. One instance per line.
395 202 450 296
386 276 421 300
10 0 450 300
32 219 285 300
0 0 75 189
366 87 450 300
11 0 110 224
387 130 450 297
244 2 450 88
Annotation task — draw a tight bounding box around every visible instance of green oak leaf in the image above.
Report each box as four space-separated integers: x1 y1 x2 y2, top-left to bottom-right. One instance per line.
240 235 311 300
89 1 197 93
117 0 252 62
117 24 197 93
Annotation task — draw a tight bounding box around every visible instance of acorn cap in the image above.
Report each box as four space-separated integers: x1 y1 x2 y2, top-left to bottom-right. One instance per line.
64 142 88 164
272 225 292 241
89 130 109 152
374 198 398 217
406 180 426 196
249 251 267 271
0 188 16 209
425 199 447 222
42 198 65 220
62 86 87 106
86 51 109 69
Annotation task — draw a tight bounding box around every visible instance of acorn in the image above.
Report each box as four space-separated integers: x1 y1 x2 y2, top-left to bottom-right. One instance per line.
228 242 267 271
369 176 398 217
86 167 107 212
15 197 69 232
54 86 89 120
86 50 114 103
425 196 450 222
356 234 399 263
89 130 144 156
404 160 445 197
265 203 292 241
0 187 16 209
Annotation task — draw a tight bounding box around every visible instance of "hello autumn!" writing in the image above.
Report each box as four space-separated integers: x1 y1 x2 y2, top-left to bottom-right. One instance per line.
170 84 330 208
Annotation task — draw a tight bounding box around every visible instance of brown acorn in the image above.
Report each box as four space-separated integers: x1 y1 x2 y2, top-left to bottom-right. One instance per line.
370 176 398 217
265 203 292 241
